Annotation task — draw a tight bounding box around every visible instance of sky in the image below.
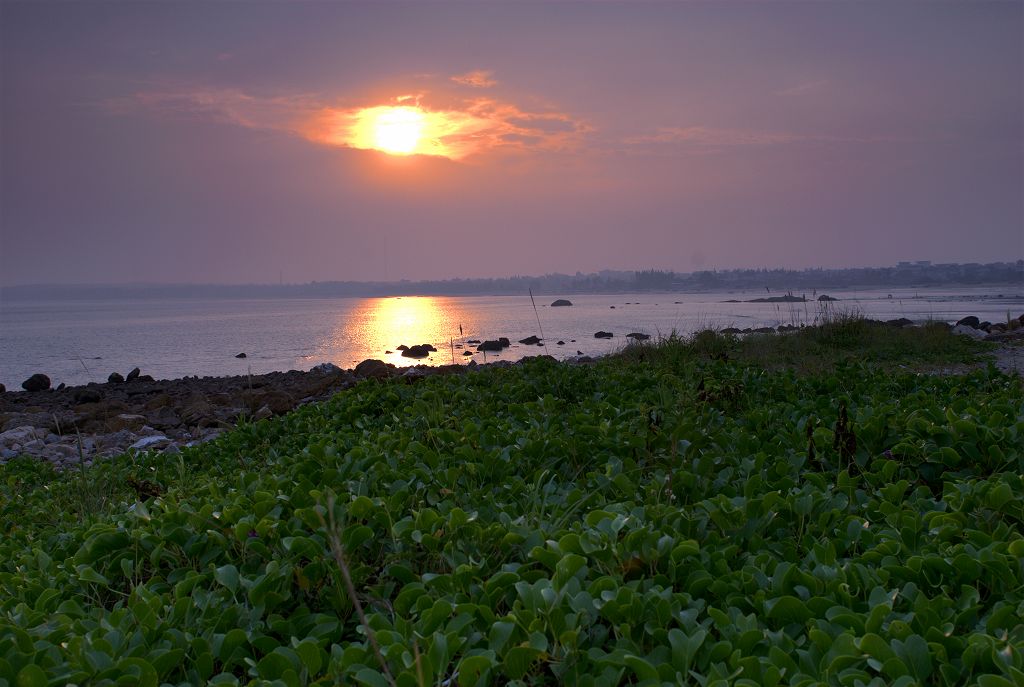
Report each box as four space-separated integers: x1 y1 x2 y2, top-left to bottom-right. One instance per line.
1 1 1021 286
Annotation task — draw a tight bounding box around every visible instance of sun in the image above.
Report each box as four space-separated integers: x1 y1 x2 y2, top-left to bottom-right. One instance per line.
372 107 424 155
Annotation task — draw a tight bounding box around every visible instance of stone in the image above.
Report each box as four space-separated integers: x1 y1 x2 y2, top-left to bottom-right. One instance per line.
594 331 614 339
0 426 40 445
518 335 541 345
130 435 171 451
956 315 980 329
311 362 342 374
147 406 182 429
110 413 148 431
401 344 434 359
260 390 293 415
74 388 103 404
462 351 473 356
550 299 573 307
355 359 391 378
721 328 742 334
108 372 125 384
626 332 651 341
126 367 141 381
253 405 273 421
817 294 838 301
0 384 4 393
952 324 987 340
557 341 565 345
21 374 50 392
235 352 247 358
396 345 409 351
886 318 914 328
477 340 504 352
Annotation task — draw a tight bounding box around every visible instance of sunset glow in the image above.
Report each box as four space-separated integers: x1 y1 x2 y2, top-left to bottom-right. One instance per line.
371 107 424 155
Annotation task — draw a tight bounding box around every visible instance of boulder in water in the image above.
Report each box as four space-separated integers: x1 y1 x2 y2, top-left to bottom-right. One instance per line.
550 299 573 307
235 352 247 358
519 335 541 345
956 315 980 329
594 331 614 339
21 374 50 392
626 332 651 341
126 367 141 381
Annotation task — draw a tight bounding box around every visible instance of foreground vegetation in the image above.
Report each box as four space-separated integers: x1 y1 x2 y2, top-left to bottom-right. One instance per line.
1 324 1022 686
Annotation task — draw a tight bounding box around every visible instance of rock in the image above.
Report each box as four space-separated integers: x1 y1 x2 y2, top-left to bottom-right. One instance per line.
21 374 50 392
594 331 614 339
952 324 987 340
180 397 216 427
253 405 273 421
130 435 171 451
985 330 1024 343
817 295 838 301
466 340 481 344
610 306 615 309
0 384 4 393
147 406 182 429
235 352 247 358
979 321 991 332
108 372 125 384
626 332 651 341
886 318 914 328
519 335 542 345
557 341 565 345
752 327 776 334
401 344 434 359
0 448 18 460
355 359 391 378
477 340 505 352
136 375 155 383
126 367 141 381
396 345 409 351
956 315 980 329
74 388 103 404
721 328 742 334
0 425 40 445
110 413 148 431
551 299 573 307
260 390 293 415
310 362 342 374
462 350 473 356
499 337 511 347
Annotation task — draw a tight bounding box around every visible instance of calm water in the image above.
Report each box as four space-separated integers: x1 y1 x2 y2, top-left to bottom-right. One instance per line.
2 286 1021 388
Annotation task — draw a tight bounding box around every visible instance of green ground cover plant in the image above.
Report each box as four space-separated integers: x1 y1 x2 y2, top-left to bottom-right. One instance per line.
1 329 1021 686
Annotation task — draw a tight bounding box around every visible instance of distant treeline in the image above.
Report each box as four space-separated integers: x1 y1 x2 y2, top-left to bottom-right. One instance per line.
4 261 1021 300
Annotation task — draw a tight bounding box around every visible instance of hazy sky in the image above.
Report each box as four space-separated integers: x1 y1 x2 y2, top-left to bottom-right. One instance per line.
1 1 1021 286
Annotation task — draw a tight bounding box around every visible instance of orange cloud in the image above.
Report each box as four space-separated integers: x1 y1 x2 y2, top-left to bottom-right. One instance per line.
450 70 497 88
110 87 588 160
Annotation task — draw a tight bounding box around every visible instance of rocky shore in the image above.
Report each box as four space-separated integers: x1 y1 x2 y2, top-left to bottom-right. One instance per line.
0 358 517 469
3 312 1021 469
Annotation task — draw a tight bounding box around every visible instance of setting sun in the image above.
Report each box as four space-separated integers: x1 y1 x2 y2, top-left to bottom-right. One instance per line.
372 107 424 155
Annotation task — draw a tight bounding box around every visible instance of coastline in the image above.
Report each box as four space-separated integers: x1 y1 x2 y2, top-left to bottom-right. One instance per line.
2 312 1020 469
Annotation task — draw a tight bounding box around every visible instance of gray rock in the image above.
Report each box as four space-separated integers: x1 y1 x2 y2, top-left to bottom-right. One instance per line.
235 352 247 358
952 324 987 339
126 367 141 382
0 426 40 445
108 372 125 384
551 299 573 307
0 448 18 460
594 331 614 339
310 362 342 374
130 435 171 451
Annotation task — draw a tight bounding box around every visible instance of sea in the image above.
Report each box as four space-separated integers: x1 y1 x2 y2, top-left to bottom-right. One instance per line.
2 285 1021 389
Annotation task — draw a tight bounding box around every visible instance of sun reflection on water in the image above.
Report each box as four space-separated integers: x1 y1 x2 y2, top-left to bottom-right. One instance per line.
309 296 482 368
